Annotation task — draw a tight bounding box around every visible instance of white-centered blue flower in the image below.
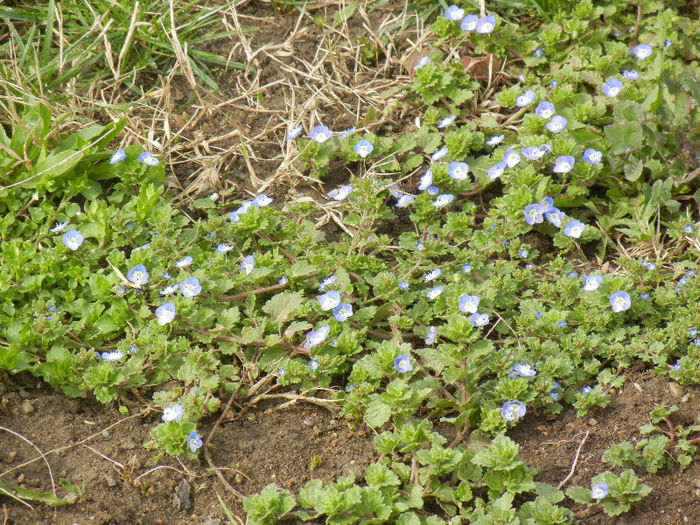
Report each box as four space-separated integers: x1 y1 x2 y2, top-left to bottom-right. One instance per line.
533 47 544 58
318 275 337 291
524 203 545 225
425 325 437 345
563 219 585 238
516 90 536 107
582 275 602 291
488 161 507 180
50 221 69 233
101 351 124 362
176 255 193 268
308 359 319 371
240 255 254 276
332 303 353 322
127 264 149 286
160 284 179 295
396 195 415 208
631 43 652 59
437 115 456 128
601 78 623 97
470 312 490 327
187 432 203 452
591 483 608 500
502 148 521 168
216 244 234 253
546 115 567 133
394 355 413 373
427 185 440 196
62 229 84 251
486 134 504 146
609 290 631 312
138 151 160 166
522 146 545 160
418 169 433 191
476 15 496 34
424 268 442 282
433 194 454 208
448 161 470 180
415 240 425 251
519 248 528 258
513 363 537 377
180 276 202 298
252 194 273 207
460 14 478 31
155 302 176 325
444 5 464 21
545 208 564 227
354 139 374 158
414 56 431 71
109 149 126 164
162 403 182 422
426 285 443 300
501 401 526 421
304 325 330 349
458 294 480 314
553 155 575 174
309 125 332 143
683 223 695 234
462 263 472 273
286 125 303 140
399 280 409 290
431 146 448 161
622 69 639 80
318 291 341 311
583 148 602 164
540 197 554 212
534 101 555 119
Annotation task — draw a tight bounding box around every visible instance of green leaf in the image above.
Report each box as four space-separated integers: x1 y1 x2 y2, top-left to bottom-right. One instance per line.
262 292 304 324
365 400 392 428
565 486 592 504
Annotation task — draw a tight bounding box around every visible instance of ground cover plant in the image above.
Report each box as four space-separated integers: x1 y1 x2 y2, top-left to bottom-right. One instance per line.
0 0 699 523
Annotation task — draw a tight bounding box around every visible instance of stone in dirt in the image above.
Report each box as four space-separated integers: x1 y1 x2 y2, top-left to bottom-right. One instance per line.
173 479 192 511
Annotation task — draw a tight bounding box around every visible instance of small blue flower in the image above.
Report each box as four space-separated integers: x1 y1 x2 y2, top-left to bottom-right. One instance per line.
609 290 631 312
444 5 465 21
550 79 558 88
180 276 202 298
354 139 374 158
519 248 528 258
583 148 602 164
437 115 456 128
513 363 536 377
549 388 561 401
424 268 442 282
567 271 578 278
240 255 254 276
557 320 568 328
427 186 440 196
415 240 424 251
309 125 332 143
458 294 480 314
187 432 203 453
138 151 160 166
683 223 694 234
339 127 356 139
664 40 672 48
286 125 303 140
328 185 353 201
582 275 603 291
50 221 69 232
252 194 273 207
591 483 608 500
399 280 409 290
545 208 564 227
418 169 433 191
318 291 341 311
396 195 415 208
414 56 431 71
563 219 585 238
100 351 124 362
155 302 176 325
487 161 507 180
277 368 286 377
535 310 543 318
161 283 179 296
689 327 698 338
501 401 526 421
432 194 454 208
431 146 448 161
540 197 554 212
176 255 193 268
470 312 489 327
278 275 288 285
631 43 652 59
426 285 443 300
163 271 173 279
462 263 472 273
639 293 650 300
460 14 478 31
309 359 319 371
128 344 138 354
533 47 544 58
581 385 592 394
476 14 496 34
486 134 504 146
671 361 681 372
394 355 413 373
109 149 126 164
546 115 567 133
304 325 330 349
216 244 234 254
502 148 521 168
601 78 623 97
516 90 536 107
62 229 84 251
127 264 149 286
425 325 437 345
448 161 470 180
162 403 182 422
521 146 545 161
332 303 353 322
319 275 337 291
524 203 545 225
622 69 639 80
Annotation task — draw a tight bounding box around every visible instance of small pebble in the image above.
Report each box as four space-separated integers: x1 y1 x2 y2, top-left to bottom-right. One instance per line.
588 418 597 426
20 399 35 415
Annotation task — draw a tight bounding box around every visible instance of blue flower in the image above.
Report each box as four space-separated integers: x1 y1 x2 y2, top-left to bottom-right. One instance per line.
533 47 544 58
591 483 608 500
127 264 149 286
138 151 160 166
462 263 472 273
162 403 183 422
50 221 69 232
522 146 545 160
155 302 176 325
328 185 353 201
187 432 203 452
437 115 456 128
309 125 332 143
609 290 631 312
448 161 470 180
277 368 286 377
163 271 173 279
286 125 303 140
689 327 698 338
415 240 424 251
396 195 415 208
563 219 585 238
109 149 126 164
519 248 528 258
100 351 124 361
502 148 521 168
216 244 234 254
567 271 578 278
581 385 592 394
394 355 413 373
582 275 602 291
540 197 554 212
631 43 652 59
433 194 454 208
513 363 536 377
524 203 545 225
546 115 567 133
431 146 448 161
354 139 374 158
549 388 561 401
176 255 193 268
501 401 526 421
414 56 431 71
424 268 441 282
318 291 341 311
470 312 489 327
252 194 273 207
426 285 443 300
332 303 353 322
683 223 694 234
516 90 536 107
279 275 288 285
425 325 437 345
339 127 356 139
545 208 564 227
304 325 330 349
486 134 504 146
418 169 433 191
583 148 602 164
460 14 478 31
557 320 568 328
444 5 464 21
399 280 409 290
62 229 84 251
240 255 254 276
671 361 681 372
553 155 575 174
476 15 496 34
318 275 337 291
487 161 507 180
601 78 623 97
180 276 202 298
622 69 639 80
535 310 543 318
639 293 650 300
458 294 480 314
664 39 672 48
309 359 319 371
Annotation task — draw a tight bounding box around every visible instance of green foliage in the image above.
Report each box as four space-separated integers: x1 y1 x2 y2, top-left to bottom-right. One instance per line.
243 483 296 525
566 470 651 516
